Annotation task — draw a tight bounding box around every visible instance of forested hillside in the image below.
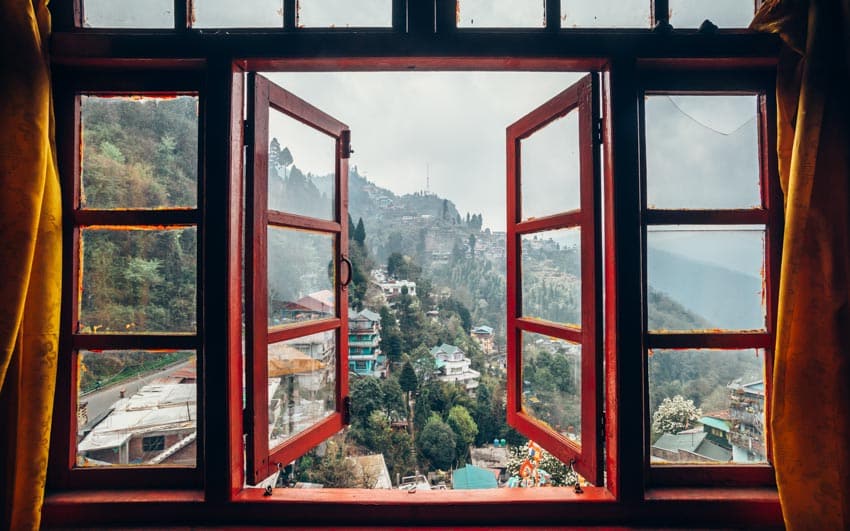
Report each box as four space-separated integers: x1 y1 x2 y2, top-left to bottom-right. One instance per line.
79 96 199 390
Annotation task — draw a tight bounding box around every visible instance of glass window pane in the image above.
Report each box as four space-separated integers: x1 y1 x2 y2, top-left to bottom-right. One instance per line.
298 0 391 27
80 96 198 209
645 95 761 209
191 0 284 28
521 109 581 221
669 0 756 28
80 228 197 333
82 0 173 28
268 228 336 328
76 350 197 467
521 332 582 445
647 225 766 331
268 331 337 449
649 348 767 464
268 107 336 220
458 0 546 28
521 228 581 327
561 0 652 28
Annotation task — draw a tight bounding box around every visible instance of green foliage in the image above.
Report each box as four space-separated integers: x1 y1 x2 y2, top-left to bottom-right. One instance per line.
349 377 384 426
439 297 472 333
418 414 456 470
446 405 478 464
380 376 406 420
299 439 361 488
399 362 418 394
387 252 422 282
353 218 366 245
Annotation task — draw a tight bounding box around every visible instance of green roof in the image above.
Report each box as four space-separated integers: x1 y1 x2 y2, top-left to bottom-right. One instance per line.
699 416 731 432
452 464 497 490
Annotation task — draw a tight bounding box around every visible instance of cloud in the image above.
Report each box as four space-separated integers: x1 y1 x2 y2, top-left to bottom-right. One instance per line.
266 71 583 231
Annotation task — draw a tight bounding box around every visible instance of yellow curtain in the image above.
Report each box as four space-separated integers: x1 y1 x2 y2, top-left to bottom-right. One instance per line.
0 0 62 530
752 1 850 529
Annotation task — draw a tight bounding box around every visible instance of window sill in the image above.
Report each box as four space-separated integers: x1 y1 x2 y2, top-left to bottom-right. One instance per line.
41 486 784 527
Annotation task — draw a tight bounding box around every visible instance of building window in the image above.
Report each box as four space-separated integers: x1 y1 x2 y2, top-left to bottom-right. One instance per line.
142 435 166 452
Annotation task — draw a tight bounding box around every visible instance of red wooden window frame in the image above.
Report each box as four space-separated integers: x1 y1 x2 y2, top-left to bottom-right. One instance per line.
506 73 603 485
244 73 352 485
638 72 781 487
49 71 205 490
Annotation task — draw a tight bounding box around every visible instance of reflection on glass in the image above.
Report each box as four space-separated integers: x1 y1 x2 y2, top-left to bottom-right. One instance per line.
669 0 755 28
268 228 336 328
521 228 581 326
458 0 546 27
647 225 766 331
648 348 766 465
268 107 336 220
83 0 173 28
521 109 581 220
561 0 651 27
81 96 198 209
268 331 337 449
521 332 582 444
80 228 197 333
645 95 760 209
192 0 284 28
76 350 197 467
298 0 392 27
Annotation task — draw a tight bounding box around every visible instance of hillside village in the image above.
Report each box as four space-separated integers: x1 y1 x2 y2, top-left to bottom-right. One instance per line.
74 102 769 488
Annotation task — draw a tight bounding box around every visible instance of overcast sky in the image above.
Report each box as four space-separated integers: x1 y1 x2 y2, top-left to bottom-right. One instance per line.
267 71 583 232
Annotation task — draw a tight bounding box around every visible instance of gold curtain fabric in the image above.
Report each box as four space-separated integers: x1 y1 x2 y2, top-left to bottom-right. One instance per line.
752 1 850 528
0 1 62 530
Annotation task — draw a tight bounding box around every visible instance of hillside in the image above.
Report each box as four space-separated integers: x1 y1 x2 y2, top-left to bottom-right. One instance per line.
648 247 764 331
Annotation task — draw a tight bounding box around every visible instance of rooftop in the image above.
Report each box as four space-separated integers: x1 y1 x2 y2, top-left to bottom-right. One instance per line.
78 383 196 452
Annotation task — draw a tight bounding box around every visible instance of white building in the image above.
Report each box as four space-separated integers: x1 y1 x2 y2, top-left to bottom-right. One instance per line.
430 343 480 394
377 279 417 298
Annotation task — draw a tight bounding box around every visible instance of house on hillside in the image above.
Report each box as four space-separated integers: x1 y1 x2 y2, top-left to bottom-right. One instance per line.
651 430 732 464
348 309 385 377
430 343 480 395
471 325 495 354
277 289 335 323
378 279 416 299
698 411 733 449
728 380 766 462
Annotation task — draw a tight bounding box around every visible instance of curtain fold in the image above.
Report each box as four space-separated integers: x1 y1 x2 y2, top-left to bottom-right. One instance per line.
752 1 850 529
0 1 62 530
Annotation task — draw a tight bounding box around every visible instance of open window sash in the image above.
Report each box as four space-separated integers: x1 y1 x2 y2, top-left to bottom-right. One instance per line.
506 74 603 485
245 73 351 485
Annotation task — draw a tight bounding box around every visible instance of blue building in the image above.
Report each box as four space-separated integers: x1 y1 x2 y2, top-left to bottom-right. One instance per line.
348 309 385 377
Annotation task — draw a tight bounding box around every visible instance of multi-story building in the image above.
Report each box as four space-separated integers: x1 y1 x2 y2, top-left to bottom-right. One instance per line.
728 380 766 462
430 343 480 395
471 325 495 354
348 309 384 377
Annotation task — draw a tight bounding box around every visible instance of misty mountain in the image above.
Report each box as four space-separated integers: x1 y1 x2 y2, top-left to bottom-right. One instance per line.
647 247 765 331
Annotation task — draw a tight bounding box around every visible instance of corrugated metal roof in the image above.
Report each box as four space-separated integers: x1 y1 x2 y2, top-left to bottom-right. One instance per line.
452 464 497 489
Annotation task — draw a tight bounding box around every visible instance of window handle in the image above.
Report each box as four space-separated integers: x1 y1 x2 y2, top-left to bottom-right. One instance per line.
340 256 353 288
